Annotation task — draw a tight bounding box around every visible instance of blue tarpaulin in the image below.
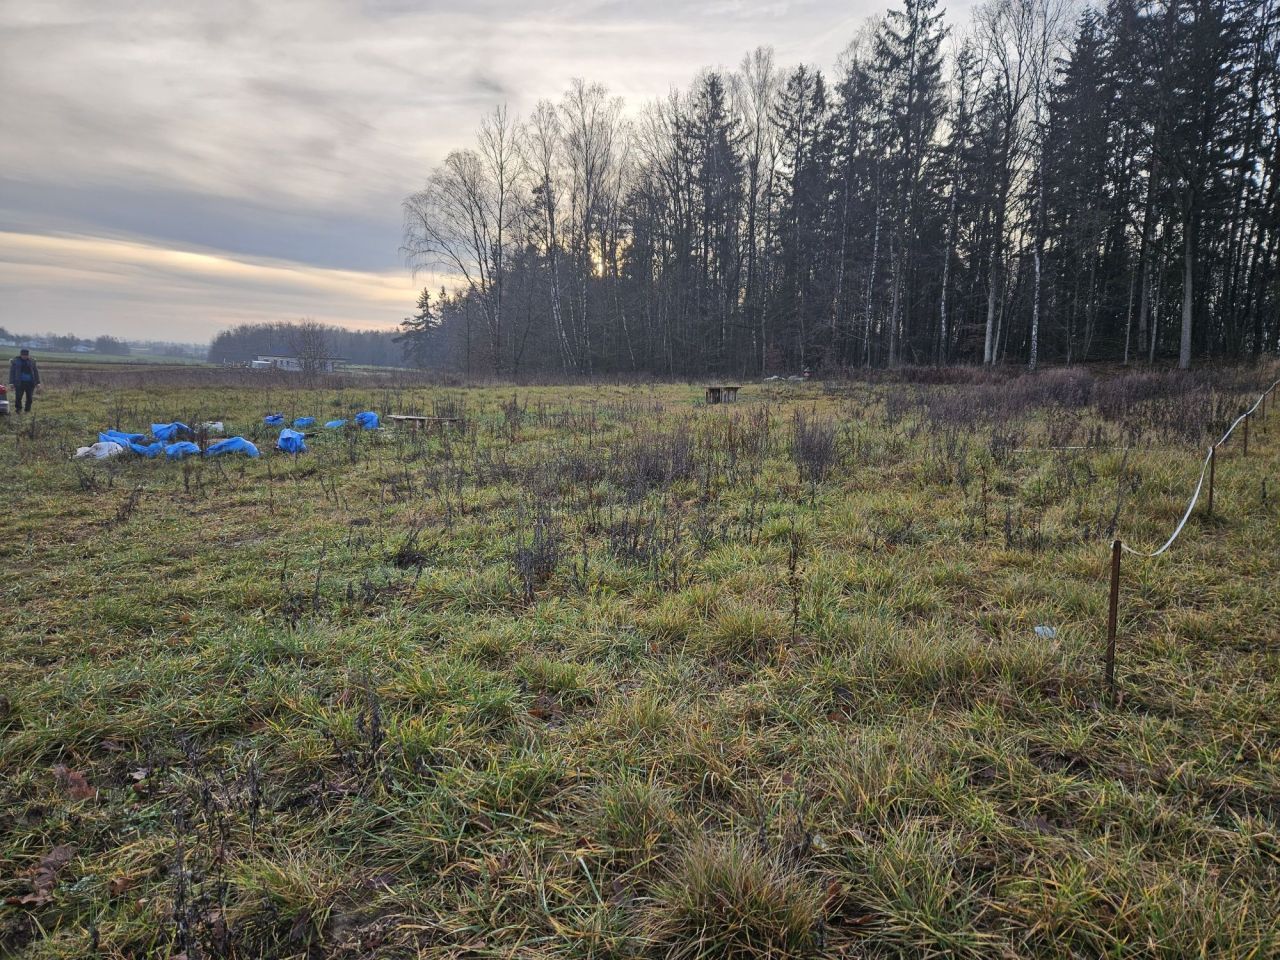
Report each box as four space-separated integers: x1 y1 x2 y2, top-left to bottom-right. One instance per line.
264 414 285 426
152 422 191 441
205 437 260 458
165 441 201 459
277 428 307 454
324 419 347 428
129 440 165 458
100 429 145 445
354 411 379 429
293 416 316 428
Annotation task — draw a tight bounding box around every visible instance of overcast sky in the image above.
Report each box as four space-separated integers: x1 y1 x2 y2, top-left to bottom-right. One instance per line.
0 0 965 344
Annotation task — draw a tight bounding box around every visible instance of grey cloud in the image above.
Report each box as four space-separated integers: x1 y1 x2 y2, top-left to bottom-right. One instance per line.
469 72 511 99
1 0 895 339
0 177 402 272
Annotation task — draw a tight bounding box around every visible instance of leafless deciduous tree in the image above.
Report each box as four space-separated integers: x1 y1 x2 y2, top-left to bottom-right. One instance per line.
287 319 330 376
403 106 524 374
399 0 1280 375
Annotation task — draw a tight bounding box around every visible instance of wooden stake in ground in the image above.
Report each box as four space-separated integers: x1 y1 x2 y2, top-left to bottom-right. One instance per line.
1242 412 1249 456
1106 539 1121 706
1207 445 1216 518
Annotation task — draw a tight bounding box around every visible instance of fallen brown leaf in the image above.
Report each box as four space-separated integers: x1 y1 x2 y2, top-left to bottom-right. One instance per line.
52 765 95 800
108 875 134 897
5 844 77 907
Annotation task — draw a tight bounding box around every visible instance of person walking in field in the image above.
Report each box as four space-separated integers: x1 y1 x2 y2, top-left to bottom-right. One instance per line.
8 348 40 413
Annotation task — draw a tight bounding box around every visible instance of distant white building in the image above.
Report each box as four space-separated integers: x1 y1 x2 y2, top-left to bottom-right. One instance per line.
72 344 94 353
254 355 347 372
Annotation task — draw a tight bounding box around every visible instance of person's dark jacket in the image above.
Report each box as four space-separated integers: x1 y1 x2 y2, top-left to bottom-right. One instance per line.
9 355 40 387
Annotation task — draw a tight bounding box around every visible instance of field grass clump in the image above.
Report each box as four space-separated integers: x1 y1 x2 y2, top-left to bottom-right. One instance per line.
592 777 677 855
1 369 1278 957
641 836 824 958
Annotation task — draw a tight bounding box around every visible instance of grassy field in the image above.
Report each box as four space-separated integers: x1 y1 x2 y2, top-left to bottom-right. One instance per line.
1 368 1278 958
22 352 209 368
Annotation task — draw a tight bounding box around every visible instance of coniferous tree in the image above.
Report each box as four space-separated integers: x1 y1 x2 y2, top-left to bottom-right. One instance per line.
397 0 1279 375
396 287 439 368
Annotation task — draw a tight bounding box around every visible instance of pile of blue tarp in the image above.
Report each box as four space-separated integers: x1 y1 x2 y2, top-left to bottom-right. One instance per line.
100 429 146 445
86 409 381 461
152 422 191 441
206 437 260 457
262 411 379 430
129 440 165 458
166 441 201 459
277 428 307 454
88 430 261 460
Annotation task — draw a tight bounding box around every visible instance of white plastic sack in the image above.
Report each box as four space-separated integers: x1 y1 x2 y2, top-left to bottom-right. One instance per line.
202 421 225 434
74 441 126 460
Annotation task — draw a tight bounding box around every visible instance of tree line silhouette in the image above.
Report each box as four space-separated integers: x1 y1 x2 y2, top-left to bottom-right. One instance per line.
399 0 1278 377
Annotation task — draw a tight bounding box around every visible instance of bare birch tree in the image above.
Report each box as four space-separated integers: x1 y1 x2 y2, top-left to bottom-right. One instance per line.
403 106 523 374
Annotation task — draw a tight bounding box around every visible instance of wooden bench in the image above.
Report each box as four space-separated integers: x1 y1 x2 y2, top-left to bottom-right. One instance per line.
704 386 740 405
388 414 462 433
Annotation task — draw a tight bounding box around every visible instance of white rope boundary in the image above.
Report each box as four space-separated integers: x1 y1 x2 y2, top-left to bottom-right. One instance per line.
1120 377 1280 558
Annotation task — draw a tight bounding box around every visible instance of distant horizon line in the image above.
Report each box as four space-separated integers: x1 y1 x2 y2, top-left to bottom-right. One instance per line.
4 317 407 352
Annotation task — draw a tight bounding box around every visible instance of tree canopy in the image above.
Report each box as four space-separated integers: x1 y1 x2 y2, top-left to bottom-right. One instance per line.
402 0 1279 375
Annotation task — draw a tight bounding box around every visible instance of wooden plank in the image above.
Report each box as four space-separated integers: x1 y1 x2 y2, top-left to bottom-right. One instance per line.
704 386 740 405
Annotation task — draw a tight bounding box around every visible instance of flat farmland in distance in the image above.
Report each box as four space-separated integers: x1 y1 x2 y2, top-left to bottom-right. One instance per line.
29 351 209 367
2 368 1278 959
